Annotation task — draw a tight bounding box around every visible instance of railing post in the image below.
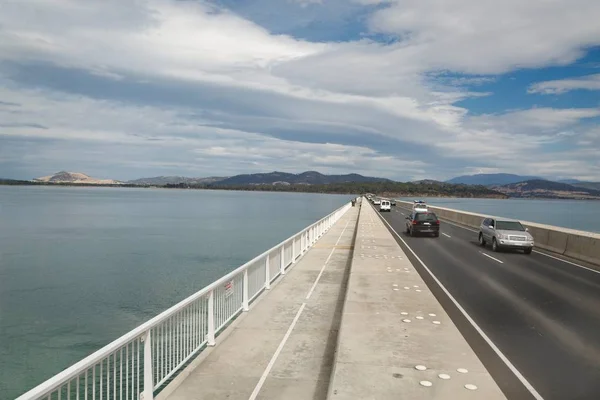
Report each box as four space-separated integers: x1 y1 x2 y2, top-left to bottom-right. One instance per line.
292 238 296 264
242 269 249 311
142 330 153 400
207 290 215 346
265 255 271 290
280 245 285 275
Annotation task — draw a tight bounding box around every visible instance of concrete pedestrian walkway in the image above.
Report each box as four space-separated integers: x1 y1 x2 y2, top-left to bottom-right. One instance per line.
160 205 359 400
326 200 507 399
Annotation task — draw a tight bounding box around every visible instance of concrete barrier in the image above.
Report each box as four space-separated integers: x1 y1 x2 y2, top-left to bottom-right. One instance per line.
397 201 600 266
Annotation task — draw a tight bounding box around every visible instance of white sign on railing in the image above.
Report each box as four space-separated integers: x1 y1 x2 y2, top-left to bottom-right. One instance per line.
224 280 234 298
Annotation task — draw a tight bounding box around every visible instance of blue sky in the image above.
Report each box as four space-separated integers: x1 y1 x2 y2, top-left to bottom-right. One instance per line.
1 0 599 182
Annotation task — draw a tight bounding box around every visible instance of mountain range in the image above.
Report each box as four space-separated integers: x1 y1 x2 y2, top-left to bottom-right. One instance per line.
22 171 600 200
30 171 391 186
212 171 392 186
446 173 541 186
492 179 600 199
446 173 600 192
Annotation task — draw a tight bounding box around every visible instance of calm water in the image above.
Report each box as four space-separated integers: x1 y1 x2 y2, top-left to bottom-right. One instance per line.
398 197 600 233
0 186 352 399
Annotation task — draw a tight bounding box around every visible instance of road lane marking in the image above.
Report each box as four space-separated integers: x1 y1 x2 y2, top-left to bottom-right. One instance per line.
305 218 351 300
442 233 451 238
374 209 544 400
531 250 600 275
429 215 600 275
480 252 504 264
248 302 306 400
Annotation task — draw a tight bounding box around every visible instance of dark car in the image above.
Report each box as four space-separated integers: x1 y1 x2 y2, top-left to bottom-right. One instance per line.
405 212 440 237
390 200 396 206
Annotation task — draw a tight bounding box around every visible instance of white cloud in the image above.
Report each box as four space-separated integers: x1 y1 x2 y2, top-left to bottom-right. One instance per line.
1 0 599 181
528 73 600 94
365 0 600 74
0 0 323 79
468 107 600 131
0 85 430 179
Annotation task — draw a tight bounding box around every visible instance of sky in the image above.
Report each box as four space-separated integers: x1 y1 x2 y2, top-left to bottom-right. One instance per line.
0 0 599 182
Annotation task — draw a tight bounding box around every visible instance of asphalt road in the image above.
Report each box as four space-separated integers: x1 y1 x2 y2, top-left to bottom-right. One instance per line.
375 203 600 400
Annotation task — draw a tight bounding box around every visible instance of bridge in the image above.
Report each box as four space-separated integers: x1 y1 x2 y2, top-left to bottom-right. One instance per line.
16 197 600 400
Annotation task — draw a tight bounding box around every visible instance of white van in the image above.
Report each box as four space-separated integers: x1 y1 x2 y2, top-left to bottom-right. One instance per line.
380 200 391 212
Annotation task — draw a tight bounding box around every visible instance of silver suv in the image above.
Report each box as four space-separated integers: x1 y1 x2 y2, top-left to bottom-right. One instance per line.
478 217 534 254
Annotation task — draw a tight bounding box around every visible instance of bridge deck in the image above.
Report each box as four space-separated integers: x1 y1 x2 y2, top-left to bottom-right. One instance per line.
160 205 359 400
326 202 506 400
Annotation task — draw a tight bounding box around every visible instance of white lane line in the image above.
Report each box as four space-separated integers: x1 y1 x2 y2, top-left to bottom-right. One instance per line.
305 218 351 300
532 250 600 275
436 217 600 275
375 212 544 400
442 233 451 238
480 252 504 264
248 302 307 400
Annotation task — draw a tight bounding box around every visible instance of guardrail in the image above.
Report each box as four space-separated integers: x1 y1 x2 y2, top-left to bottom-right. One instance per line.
397 200 600 266
17 200 355 400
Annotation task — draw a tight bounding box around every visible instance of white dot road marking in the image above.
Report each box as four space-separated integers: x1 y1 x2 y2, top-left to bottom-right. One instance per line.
402 319 411 323
480 251 504 264
401 312 409 315
374 213 545 400
432 320 441 324
420 381 433 387
442 232 451 238
438 374 451 380
465 384 478 390
428 313 437 317
416 316 424 320
415 365 427 371
457 368 468 373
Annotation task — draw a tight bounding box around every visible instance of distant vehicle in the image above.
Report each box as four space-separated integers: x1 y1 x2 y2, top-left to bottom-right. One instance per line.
478 217 534 254
405 212 440 237
390 200 396 206
380 200 391 212
412 201 428 213
374 199 381 205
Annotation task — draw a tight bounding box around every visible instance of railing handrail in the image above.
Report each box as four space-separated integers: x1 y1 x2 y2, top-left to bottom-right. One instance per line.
16 200 353 400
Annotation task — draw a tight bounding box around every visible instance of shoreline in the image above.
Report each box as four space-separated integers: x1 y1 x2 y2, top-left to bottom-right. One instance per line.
3 182 600 200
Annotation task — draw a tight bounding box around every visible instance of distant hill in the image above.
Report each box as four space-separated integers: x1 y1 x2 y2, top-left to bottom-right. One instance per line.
567 181 600 191
34 171 122 185
493 179 600 199
446 173 541 186
557 179 582 184
127 176 227 186
215 171 392 186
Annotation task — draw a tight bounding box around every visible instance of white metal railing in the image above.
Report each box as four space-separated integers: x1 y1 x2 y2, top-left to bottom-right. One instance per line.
16 200 354 400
